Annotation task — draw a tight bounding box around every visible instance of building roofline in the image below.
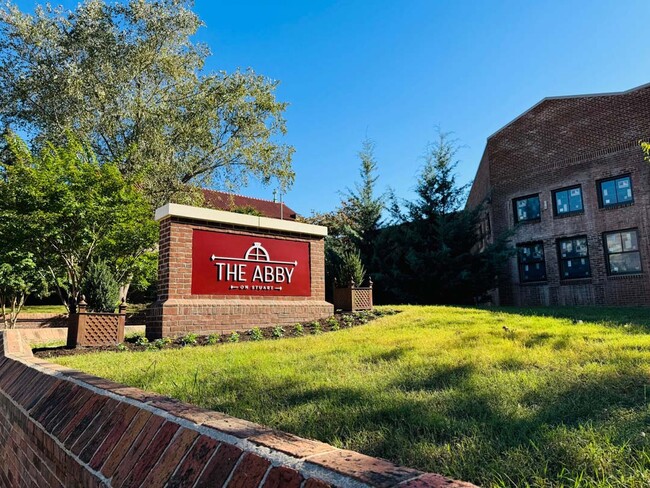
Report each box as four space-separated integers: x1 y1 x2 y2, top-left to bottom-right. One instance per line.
487 82 650 141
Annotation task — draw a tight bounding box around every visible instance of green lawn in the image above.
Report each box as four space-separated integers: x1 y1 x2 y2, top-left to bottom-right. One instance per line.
53 306 650 487
20 304 68 314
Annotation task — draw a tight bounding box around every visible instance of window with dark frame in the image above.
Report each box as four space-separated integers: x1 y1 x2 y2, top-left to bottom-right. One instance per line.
604 229 642 275
553 185 583 216
598 175 633 208
557 236 591 279
513 195 541 223
517 242 546 282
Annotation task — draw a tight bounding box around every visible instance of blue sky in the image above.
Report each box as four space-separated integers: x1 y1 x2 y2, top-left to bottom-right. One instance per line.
14 1 650 215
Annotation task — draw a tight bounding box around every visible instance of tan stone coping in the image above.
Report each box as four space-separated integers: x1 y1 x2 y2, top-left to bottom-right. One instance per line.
155 203 328 237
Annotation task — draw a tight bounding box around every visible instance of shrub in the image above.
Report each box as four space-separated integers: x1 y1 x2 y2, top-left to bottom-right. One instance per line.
228 332 240 343
83 259 119 312
250 327 263 341
181 333 198 346
207 333 219 345
293 323 304 336
311 321 322 334
135 335 149 346
272 326 284 338
331 321 340 331
153 337 172 349
337 249 366 287
116 343 127 351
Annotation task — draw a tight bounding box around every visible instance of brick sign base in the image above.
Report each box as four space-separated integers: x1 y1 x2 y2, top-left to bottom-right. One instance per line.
148 204 333 339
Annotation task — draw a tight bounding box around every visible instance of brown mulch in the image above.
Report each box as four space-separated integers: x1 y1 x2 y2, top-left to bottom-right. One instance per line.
33 309 399 359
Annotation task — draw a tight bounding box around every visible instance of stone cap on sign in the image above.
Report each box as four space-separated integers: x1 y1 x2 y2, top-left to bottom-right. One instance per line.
155 203 328 237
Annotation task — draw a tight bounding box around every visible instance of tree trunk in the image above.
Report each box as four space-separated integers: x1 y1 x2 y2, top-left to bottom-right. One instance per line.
119 282 130 302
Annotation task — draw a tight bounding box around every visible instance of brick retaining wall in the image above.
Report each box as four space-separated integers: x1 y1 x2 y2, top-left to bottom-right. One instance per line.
0 330 476 488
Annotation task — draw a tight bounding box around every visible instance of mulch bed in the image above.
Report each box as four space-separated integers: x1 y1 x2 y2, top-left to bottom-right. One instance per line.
33 309 399 359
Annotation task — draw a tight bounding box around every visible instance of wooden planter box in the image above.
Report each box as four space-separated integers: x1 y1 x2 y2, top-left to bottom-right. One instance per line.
333 282 373 312
67 298 126 348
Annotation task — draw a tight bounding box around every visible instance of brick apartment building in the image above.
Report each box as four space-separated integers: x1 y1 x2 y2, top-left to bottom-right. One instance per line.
467 83 650 306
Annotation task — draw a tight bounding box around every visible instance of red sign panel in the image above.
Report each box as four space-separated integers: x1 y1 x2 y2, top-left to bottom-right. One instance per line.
191 230 311 296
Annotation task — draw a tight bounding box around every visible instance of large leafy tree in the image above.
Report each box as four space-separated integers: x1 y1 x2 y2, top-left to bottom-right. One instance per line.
0 133 158 310
0 0 294 206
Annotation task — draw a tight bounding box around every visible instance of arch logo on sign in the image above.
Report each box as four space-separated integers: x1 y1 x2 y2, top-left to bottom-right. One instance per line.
191 230 311 296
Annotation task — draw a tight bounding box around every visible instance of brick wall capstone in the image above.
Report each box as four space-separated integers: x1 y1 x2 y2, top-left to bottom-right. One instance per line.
0 330 476 488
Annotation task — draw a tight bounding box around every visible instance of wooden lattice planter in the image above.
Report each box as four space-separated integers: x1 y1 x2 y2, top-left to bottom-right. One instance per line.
67 297 126 348
333 280 374 312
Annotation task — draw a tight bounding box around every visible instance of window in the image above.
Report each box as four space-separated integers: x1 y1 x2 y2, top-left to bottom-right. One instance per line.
557 236 591 279
604 229 642 275
517 242 546 282
553 185 583 216
513 195 541 223
598 175 633 207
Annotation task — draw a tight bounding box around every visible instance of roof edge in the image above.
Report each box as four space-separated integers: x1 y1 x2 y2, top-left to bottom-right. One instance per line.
487 82 650 141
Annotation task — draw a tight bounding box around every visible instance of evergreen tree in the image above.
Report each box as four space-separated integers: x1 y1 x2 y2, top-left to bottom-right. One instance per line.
374 131 511 304
341 138 384 270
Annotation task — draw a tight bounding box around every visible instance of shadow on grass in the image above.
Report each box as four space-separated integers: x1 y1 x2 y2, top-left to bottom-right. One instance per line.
482 305 650 332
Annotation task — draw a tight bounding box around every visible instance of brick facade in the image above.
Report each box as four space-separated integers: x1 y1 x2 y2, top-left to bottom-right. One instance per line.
0 330 476 487
467 83 650 306
148 205 333 339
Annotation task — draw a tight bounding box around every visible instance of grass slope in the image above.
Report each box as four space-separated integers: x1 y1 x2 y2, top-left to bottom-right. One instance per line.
54 306 650 487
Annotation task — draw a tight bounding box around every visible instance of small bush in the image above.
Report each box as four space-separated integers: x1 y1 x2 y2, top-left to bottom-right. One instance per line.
228 332 240 343
153 337 172 349
326 317 338 327
135 335 149 346
337 249 366 287
207 333 219 345
311 321 322 334
272 326 284 338
331 321 340 331
83 259 119 313
250 327 263 341
116 343 127 351
293 323 304 336
181 333 198 346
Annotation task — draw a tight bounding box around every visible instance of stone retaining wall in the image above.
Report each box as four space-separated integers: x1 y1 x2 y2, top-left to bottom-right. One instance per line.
0 330 476 488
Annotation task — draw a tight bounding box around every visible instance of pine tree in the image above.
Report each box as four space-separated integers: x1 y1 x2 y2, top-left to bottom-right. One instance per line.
374 130 511 304
341 138 384 269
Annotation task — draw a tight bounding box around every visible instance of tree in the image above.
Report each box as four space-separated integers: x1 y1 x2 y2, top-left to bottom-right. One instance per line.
0 0 294 206
0 133 158 310
373 131 511 304
0 249 47 328
303 139 384 294
341 138 384 269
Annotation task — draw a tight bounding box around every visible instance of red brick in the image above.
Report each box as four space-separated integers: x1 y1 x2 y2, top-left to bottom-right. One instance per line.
105 413 164 484
468 83 650 307
139 427 199 486
100 409 153 478
225 452 271 488
194 443 243 488
306 449 422 488
398 473 478 487
166 435 219 488
262 466 303 488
